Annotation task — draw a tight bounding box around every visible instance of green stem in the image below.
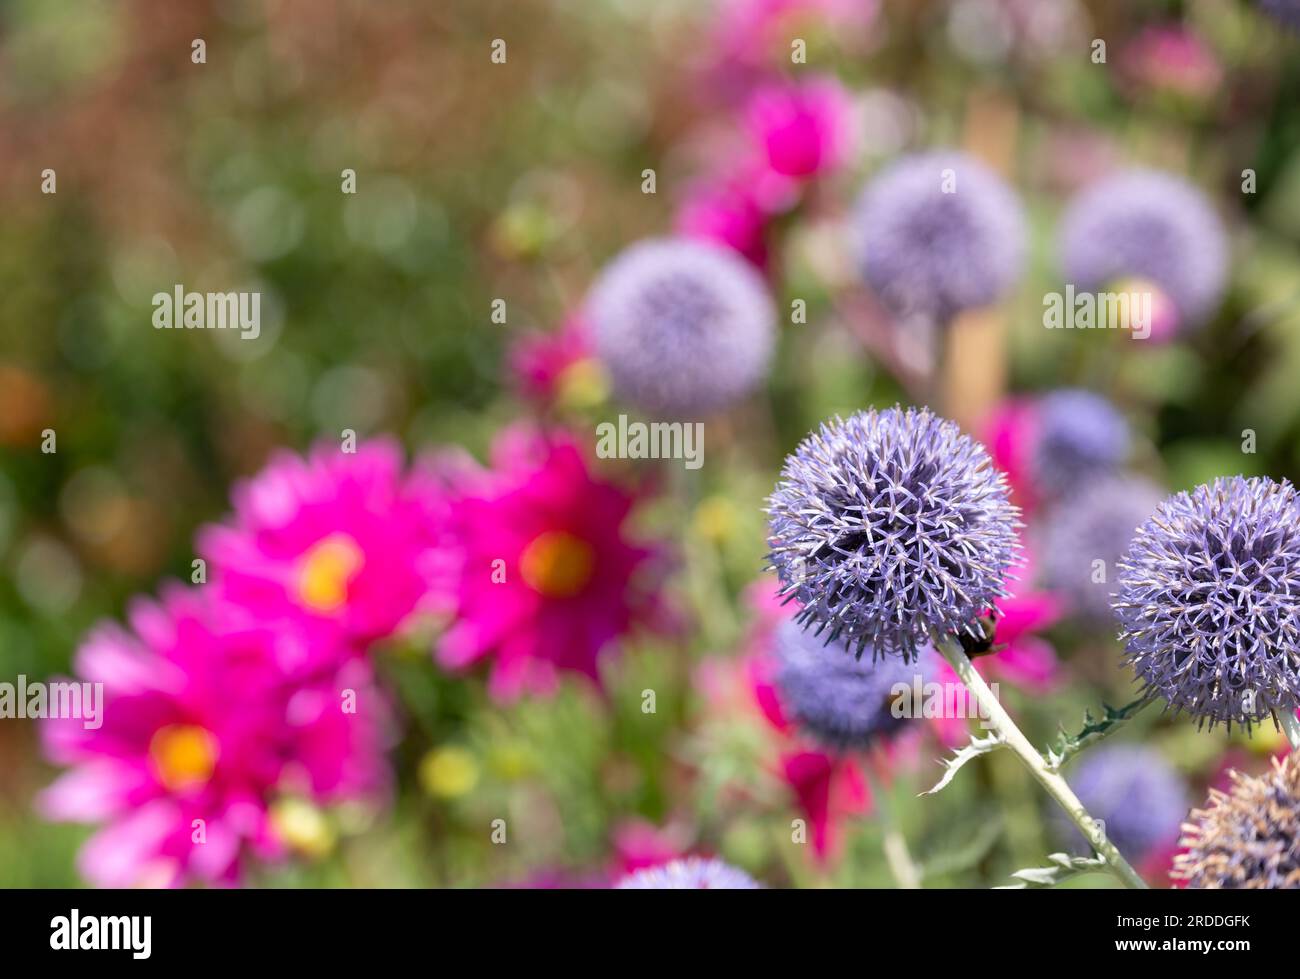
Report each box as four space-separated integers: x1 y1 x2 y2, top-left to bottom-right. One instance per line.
864 764 921 889
1280 710 1300 752
933 633 1148 890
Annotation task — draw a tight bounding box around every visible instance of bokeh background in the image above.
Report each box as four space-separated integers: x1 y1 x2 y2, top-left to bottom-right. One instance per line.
1 0 1298 888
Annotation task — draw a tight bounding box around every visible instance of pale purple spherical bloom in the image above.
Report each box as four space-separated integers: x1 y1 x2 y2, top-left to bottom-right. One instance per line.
1057 745 1189 860
772 618 936 750
1257 0 1300 29
766 406 1019 660
1031 389 1129 499
586 237 776 416
1114 476 1300 729
1058 169 1228 327
616 857 761 889
854 151 1026 321
1038 476 1164 623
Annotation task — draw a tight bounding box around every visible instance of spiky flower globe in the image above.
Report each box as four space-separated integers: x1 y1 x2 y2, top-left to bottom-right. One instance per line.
1055 745 1189 861
1058 169 1228 329
766 406 1020 660
772 618 936 750
1114 476 1300 729
1175 754 1300 888
615 857 762 889
586 237 776 416
1030 389 1129 499
1038 475 1164 623
854 151 1025 321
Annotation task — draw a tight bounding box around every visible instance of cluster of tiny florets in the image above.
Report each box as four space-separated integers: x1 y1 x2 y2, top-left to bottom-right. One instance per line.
1056 745 1189 861
772 618 935 750
1038 475 1164 623
1113 476 1300 729
1174 754 1300 888
586 237 776 416
766 406 1020 660
615 857 762 889
854 151 1026 322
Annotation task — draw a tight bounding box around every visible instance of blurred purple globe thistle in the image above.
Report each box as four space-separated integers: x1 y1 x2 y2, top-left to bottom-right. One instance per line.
1114 476 1300 729
1175 754 1300 888
1257 0 1300 29
766 406 1020 660
615 857 762 889
1030 389 1129 499
586 237 776 416
1058 169 1228 329
853 151 1026 321
1038 475 1164 623
1055 745 1189 861
772 618 936 750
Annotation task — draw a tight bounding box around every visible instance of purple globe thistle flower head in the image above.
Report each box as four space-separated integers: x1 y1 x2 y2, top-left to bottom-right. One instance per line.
1257 0 1300 30
1175 754 1300 888
586 237 776 416
1030 388 1129 500
1038 475 1165 623
1114 476 1300 729
766 406 1020 660
1058 169 1228 330
772 617 937 750
615 857 762 889
1054 745 1189 861
854 151 1026 321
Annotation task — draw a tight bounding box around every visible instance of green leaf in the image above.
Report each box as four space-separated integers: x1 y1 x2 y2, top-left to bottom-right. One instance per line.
1045 697 1154 771
923 730 1003 795
998 852 1108 889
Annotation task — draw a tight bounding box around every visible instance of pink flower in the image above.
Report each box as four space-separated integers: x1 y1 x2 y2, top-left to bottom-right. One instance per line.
745 77 856 179
1120 25 1223 102
676 177 772 268
435 428 668 700
982 398 1039 514
39 588 390 887
198 438 444 652
507 316 602 408
610 818 690 875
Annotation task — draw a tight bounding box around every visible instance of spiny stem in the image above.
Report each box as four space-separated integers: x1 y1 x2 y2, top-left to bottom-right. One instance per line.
1279 710 1300 752
933 633 1148 890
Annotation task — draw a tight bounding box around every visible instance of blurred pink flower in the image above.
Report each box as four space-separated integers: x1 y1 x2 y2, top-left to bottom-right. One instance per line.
435 428 668 700
1120 25 1223 102
507 316 599 407
198 438 445 652
745 76 856 179
676 176 772 268
39 588 390 888
983 398 1039 515
610 818 690 874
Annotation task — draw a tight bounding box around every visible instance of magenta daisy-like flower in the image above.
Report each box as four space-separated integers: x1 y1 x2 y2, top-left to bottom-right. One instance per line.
198 437 445 650
435 428 668 700
39 588 391 888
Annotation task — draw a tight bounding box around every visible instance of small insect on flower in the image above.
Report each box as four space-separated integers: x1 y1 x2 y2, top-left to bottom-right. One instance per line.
1174 754 1300 888
615 856 762 889
1113 476 1300 729
766 406 1020 661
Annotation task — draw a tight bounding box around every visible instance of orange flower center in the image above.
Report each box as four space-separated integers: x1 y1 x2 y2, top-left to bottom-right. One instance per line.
296 534 364 612
519 531 595 598
149 724 218 791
